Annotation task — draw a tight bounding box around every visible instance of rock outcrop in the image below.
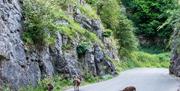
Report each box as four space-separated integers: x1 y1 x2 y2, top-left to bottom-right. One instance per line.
169 27 180 77
0 0 38 90
0 0 119 90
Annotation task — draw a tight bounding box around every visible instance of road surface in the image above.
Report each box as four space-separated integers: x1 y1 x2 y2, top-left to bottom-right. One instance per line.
65 68 180 91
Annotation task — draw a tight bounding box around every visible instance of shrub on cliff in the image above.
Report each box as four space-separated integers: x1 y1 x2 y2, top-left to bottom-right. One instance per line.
22 0 102 47
102 29 112 38
96 0 120 29
115 15 138 57
77 42 91 57
93 0 138 57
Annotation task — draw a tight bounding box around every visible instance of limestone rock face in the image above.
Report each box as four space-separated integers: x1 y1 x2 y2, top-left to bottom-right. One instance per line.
0 0 119 90
0 0 41 90
169 28 180 77
74 10 103 39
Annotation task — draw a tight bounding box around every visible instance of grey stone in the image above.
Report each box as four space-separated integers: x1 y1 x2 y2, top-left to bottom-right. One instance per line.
55 19 69 25
0 0 119 90
169 28 180 77
73 12 103 38
85 49 96 76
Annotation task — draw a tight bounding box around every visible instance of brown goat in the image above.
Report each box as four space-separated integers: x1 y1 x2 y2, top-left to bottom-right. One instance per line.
121 86 136 91
47 83 54 91
73 76 81 91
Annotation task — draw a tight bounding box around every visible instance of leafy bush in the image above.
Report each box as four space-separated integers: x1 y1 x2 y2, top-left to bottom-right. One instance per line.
56 0 76 10
20 75 72 91
85 0 98 5
78 4 99 19
102 29 112 37
114 51 170 72
115 15 139 57
97 0 120 29
62 44 72 51
22 0 49 46
84 73 100 83
139 44 169 54
122 0 176 39
76 42 91 57
22 0 102 47
94 0 138 57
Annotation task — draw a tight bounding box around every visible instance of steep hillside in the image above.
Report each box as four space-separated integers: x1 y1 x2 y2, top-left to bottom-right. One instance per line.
0 0 176 91
165 0 180 77
0 0 119 90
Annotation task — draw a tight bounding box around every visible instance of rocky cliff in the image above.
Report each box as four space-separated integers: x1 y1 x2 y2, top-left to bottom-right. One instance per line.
0 0 119 90
169 27 180 77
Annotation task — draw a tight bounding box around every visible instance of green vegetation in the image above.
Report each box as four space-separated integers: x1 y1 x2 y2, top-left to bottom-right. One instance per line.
19 76 72 91
115 15 138 57
76 42 91 57
19 0 177 90
22 0 55 46
22 0 102 47
139 45 168 54
18 74 113 91
102 29 112 37
89 0 138 57
122 0 176 38
78 4 99 19
62 44 72 51
114 51 170 72
96 0 120 29
158 0 180 51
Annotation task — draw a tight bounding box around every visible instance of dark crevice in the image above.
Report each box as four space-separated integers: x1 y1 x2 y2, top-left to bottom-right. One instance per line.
26 57 29 60
38 61 46 78
20 65 26 68
7 0 12 4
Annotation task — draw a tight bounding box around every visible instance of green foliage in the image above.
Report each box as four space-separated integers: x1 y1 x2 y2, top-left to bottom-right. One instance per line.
85 0 98 5
78 4 99 19
1 85 11 91
97 0 120 29
122 0 177 39
22 0 102 47
22 0 54 46
62 44 72 51
56 0 76 10
83 73 112 83
115 15 138 57
159 1 180 53
92 0 138 57
139 44 169 54
132 52 170 68
76 42 91 57
84 73 99 83
114 51 170 72
20 76 72 91
102 29 112 37
19 74 112 91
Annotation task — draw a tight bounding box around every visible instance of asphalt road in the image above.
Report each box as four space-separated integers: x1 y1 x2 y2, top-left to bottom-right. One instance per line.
65 68 180 91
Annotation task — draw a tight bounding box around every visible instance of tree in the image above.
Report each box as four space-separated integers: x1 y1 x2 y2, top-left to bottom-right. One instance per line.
122 0 176 40
97 0 120 29
115 15 138 56
96 0 138 56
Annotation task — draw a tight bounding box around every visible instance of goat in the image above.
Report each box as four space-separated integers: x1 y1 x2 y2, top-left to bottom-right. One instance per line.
120 86 136 91
47 83 54 91
73 75 82 91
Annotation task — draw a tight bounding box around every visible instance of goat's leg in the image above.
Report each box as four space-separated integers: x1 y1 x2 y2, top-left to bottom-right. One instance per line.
75 86 77 91
77 86 79 91
74 81 77 91
74 85 76 91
